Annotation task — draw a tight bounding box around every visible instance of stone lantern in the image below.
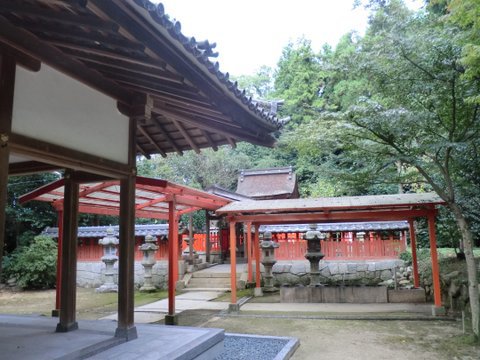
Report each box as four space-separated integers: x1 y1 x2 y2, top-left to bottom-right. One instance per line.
96 227 119 293
303 224 325 286
260 231 279 293
139 234 159 292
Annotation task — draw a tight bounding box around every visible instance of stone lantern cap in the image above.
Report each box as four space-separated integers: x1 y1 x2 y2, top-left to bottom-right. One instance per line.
260 231 279 249
99 227 119 246
139 234 159 251
303 224 325 241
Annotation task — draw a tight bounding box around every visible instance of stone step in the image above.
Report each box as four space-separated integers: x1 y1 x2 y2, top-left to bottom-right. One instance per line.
191 272 231 278
187 278 231 288
182 287 230 292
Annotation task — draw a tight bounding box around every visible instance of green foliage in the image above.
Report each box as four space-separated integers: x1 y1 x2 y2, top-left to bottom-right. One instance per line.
399 250 412 265
3 235 57 289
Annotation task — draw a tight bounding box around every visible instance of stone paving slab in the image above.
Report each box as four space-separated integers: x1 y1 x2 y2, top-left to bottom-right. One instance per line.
0 314 224 360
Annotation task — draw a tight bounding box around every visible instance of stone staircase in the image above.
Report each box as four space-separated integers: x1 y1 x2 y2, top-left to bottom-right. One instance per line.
183 264 247 292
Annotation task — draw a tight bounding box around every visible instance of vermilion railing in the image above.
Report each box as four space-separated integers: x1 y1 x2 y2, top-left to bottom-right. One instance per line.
77 230 406 262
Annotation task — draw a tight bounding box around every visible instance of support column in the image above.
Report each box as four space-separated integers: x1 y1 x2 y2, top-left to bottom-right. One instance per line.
408 219 420 288
229 220 238 311
0 55 15 278
254 223 263 297
205 210 210 263
53 209 64 317
428 212 444 314
246 222 253 283
114 174 137 339
115 115 137 340
165 199 179 325
56 170 79 333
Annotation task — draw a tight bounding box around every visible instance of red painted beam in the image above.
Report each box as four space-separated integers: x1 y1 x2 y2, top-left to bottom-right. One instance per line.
230 221 237 305
408 220 420 288
428 213 442 308
228 209 438 224
18 178 65 204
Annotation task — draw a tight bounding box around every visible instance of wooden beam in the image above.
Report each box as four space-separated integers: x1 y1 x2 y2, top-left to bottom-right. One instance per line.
0 2 119 32
55 170 79 333
0 41 40 72
246 222 253 283
226 209 438 224
87 0 278 133
10 133 132 178
172 119 201 154
8 161 62 176
136 195 169 210
227 137 237 149
152 107 275 148
46 37 145 58
151 116 183 156
254 223 262 292
61 46 167 72
0 14 132 104
137 124 167 157
201 129 218 151
0 54 15 278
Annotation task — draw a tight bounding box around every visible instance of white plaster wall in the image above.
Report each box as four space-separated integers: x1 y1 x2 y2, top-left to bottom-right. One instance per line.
12 64 129 164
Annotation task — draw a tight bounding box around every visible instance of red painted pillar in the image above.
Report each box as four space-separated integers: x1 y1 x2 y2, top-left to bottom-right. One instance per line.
408 220 420 288
428 212 442 309
246 222 253 283
229 221 237 305
54 208 64 315
254 223 262 296
166 200 179 324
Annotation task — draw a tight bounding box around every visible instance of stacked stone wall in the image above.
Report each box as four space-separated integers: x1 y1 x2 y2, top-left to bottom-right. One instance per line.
77 261 168 289
271 260 405 286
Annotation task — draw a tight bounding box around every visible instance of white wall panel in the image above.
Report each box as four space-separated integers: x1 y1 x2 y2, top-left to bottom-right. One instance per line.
12 64 129 164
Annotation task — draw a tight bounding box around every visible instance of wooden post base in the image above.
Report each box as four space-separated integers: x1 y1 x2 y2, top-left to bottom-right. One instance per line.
115 326 138 341
56 321 78 333
164 314 178 325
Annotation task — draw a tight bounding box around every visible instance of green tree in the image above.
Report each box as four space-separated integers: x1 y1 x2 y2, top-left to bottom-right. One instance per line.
290 1 479 337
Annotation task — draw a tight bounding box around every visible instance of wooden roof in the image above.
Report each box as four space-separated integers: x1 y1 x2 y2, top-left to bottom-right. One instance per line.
235 166 299 200
216 193 445 224
1 0 283 157
20 176 230 219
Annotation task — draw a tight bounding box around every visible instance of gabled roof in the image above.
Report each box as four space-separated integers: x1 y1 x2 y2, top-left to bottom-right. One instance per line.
205 185 252 202
20 176 230 219
235 166 299 200
217 192 445 224
1 0 284 156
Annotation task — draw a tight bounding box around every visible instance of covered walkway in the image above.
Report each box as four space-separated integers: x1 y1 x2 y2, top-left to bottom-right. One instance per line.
216 192 446 312
20 176 230 325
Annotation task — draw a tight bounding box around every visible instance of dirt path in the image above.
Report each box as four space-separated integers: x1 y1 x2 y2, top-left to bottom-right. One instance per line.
1 289 478 359
175 310 479 360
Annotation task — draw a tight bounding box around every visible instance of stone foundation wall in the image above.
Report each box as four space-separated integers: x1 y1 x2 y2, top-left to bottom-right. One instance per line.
77 261 169 289
270 259 405 286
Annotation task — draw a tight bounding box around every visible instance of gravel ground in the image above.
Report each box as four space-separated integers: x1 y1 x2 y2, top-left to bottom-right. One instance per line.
216 334 291 360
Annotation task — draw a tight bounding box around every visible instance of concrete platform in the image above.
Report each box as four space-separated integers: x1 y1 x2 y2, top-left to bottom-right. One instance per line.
0 314 223 360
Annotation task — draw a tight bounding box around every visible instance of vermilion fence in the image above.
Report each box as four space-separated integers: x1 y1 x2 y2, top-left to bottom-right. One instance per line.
77 230 406 261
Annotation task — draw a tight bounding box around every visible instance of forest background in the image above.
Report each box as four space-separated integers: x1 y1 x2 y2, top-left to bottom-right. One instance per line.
4 0 480 338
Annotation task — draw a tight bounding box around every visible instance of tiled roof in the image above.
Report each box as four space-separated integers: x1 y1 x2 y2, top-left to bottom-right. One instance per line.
43 224 169 239
260 221 409 233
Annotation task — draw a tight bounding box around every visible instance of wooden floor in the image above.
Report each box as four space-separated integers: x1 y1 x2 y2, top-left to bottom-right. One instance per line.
0 314 224 360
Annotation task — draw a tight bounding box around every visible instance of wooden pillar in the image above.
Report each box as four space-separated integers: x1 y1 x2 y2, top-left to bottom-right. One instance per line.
0 55 15 278
115 114 137 340
56 170 79 333
408 220 420 288
254 223 262 297
166 199 179 325
205 210 210 263
229 220 237 306
428 212 443 309
246 222 253 283
53 208 64 316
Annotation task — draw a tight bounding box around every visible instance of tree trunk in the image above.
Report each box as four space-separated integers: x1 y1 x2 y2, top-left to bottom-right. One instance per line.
449 202 479 339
